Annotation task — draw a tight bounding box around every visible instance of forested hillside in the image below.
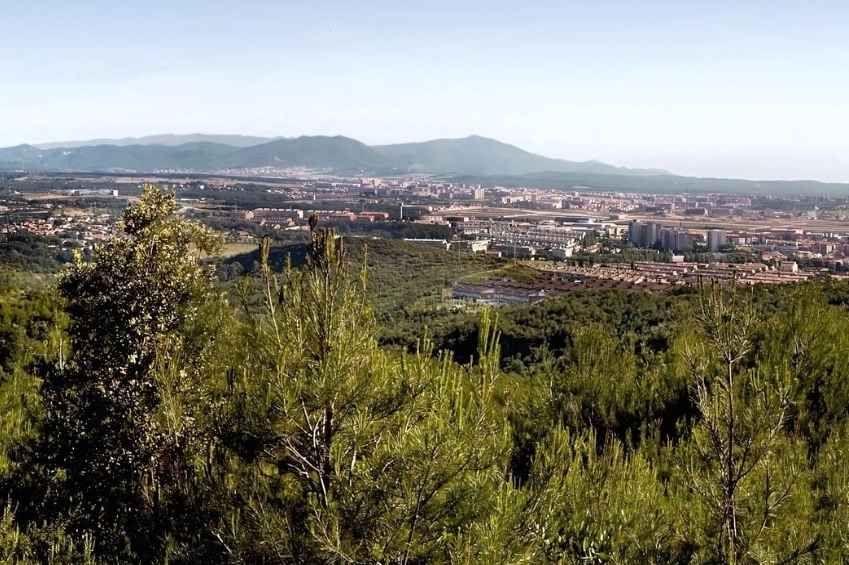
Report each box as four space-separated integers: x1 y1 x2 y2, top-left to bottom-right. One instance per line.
1 187 849 563
0 235 76 274
217 237 505 327
370 135 669 176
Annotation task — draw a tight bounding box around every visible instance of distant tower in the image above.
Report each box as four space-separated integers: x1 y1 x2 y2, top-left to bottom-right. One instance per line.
400 203 404 221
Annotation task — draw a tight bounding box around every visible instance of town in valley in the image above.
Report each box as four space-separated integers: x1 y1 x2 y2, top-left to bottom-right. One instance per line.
4 170 849 305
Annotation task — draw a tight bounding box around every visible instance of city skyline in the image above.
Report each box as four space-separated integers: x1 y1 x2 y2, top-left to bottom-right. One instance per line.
3 0 849 182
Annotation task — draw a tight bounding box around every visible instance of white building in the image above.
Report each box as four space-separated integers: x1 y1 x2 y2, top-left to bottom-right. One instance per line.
450 240 489 253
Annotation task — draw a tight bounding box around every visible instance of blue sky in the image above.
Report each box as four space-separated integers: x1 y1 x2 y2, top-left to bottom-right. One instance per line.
2 0 849 181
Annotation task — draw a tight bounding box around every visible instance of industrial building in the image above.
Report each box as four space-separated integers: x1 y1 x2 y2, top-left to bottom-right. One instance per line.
707 229 727 252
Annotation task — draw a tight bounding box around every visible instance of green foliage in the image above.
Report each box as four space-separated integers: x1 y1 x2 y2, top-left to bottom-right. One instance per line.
319 220 456 240
1 186 849 563
0 235 77 274
429 288 693 372
461 263 539 285
529 430 683 564
680 282 815 563
13 185 226 561
0 288 64 484
217 237 506 338
218 231 513 563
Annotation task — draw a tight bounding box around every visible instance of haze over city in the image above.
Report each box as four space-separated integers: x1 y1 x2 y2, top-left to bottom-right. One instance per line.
3 0 849 182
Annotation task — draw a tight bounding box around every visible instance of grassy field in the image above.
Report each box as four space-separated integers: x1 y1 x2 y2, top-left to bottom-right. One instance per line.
217 242 260 259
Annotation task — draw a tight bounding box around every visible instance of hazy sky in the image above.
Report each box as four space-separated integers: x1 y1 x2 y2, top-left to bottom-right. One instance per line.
3 0 849 181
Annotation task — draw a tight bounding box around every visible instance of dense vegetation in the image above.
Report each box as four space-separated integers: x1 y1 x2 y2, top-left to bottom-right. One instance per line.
2 187 849 563
424 287 694 369
217 237 504 328
0 235 77 274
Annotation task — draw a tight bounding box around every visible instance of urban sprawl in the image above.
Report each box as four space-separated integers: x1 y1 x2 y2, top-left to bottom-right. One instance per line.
4 173 849 306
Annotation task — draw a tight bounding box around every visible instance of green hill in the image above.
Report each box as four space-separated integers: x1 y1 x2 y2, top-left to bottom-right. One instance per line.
0 134 664 176
35 133 287 149
5 134 849 195
447 170 849 196
219 237 505 323
0 145 41 165
232 136 391 169
372 135 669 176
0 136 392 173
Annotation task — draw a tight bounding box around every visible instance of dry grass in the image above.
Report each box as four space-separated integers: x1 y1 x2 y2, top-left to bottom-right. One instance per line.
216 242 259 259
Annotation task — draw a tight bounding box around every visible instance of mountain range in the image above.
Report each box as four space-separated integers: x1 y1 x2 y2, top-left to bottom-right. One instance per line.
0 135 670 177
445 170 849 197
5 134 848 195
34 134 290 149
371 136 667 176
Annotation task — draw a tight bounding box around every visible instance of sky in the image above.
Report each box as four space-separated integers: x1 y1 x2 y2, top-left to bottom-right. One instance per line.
2 0 849 181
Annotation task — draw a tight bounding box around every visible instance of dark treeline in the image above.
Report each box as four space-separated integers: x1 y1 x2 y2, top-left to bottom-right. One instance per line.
202 216 455 242
0 234 78 274
1 187 849 563
416 280 849 369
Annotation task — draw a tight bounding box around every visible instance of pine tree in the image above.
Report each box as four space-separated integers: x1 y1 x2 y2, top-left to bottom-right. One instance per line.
681 281 816 564
220 228 512 564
